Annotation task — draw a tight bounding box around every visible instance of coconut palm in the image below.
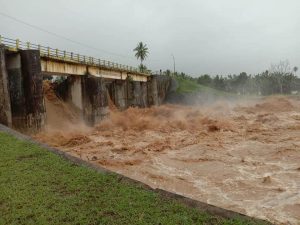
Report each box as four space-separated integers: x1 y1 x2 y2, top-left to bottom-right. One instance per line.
133 42 149 72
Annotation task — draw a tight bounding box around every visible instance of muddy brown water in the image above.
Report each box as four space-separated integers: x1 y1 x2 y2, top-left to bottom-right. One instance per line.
35 91 300 225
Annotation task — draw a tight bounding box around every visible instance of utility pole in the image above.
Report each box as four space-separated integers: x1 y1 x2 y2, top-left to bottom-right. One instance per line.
171 54 176 75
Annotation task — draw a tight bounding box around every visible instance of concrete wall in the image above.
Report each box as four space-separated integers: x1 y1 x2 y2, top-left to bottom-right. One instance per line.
0 46 12 127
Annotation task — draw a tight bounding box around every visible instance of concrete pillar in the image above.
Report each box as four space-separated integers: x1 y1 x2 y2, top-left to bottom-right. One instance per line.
20 50 46 132
113 80 127 110
67 76 83 110
6 50 46 133
6 52 25 129
0 46 12 127
141 82 148 107
148 76 159 106
82 76 109 126
129 81 148 108
132 81 141 106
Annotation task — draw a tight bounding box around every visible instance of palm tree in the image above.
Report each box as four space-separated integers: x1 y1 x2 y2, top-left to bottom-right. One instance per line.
133 42 149 72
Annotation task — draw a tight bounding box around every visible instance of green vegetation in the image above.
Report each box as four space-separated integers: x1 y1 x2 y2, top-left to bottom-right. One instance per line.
163 60 299 96
196 60 300 95
175 76 232 97
175 76 203 93
0 132 267 225
133 42 149 73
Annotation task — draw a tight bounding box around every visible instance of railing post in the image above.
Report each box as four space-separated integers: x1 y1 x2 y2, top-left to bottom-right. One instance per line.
38 44 41 52
47 47 50 57
98 58 100 66
56 49 58 57
63 50 66 59
16 39 20 49
0 35 2 44
77 54 79 62
83 56 86 63
71 52 73 60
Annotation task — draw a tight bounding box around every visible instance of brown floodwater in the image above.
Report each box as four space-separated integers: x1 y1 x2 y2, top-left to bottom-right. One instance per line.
35 86 300 225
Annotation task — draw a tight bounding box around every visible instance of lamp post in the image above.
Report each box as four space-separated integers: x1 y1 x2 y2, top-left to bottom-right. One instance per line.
171 54 176 75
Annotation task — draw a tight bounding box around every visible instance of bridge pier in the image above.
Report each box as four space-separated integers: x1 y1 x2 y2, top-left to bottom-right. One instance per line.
148 76 159 106
64 75 109 126
0 46 12 127
82 76 109 125
148 75 171 106
66 76 83 111
128 81 148 107
5 50 45 133
108 80 127 110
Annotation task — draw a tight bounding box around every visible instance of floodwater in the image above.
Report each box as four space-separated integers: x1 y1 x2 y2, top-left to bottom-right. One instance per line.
36 84 300 224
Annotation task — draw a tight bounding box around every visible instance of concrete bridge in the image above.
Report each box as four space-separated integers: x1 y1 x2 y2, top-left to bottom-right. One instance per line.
0 36 171 133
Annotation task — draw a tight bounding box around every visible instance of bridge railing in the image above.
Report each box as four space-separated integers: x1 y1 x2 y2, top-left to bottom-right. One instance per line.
0 35 148 75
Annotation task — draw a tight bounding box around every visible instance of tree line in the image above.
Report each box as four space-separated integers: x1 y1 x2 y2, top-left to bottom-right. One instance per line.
170 60 300 95
132 43 299 95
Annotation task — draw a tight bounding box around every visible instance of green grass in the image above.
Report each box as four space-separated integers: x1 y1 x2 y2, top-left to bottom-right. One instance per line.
0 132 266 225
175 77 233 97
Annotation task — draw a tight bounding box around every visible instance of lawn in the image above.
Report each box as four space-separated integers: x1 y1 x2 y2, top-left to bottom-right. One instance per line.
0 132 266 225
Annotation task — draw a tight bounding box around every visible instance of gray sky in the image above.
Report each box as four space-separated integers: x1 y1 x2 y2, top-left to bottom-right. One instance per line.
0 0 299 76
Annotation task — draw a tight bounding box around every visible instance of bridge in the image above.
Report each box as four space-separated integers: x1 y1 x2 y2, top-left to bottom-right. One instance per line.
0 36 149 81
0 35 171 133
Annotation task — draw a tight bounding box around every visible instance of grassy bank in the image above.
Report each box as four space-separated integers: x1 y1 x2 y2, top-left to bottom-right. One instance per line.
175 76 233 97
0 132 265 225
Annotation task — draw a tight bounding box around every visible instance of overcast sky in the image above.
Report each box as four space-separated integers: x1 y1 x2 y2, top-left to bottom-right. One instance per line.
0 0 299 76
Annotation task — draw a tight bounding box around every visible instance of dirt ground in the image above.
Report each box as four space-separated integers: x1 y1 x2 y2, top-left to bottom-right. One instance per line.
35 85 300 224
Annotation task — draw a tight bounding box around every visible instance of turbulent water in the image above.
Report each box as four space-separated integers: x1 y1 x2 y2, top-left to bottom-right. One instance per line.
36 85 300 224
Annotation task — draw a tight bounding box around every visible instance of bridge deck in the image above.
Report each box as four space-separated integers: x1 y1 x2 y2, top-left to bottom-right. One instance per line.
1 35 150 81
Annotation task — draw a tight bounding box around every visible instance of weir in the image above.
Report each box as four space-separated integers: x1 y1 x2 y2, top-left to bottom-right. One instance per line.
0 39 171 133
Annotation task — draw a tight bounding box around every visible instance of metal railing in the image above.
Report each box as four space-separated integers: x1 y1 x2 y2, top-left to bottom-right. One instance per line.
0 35 148 75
